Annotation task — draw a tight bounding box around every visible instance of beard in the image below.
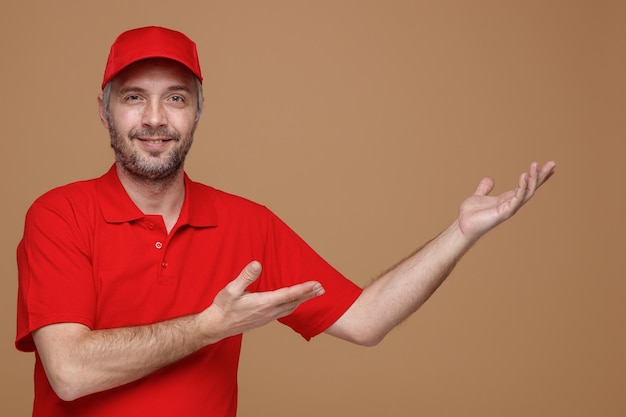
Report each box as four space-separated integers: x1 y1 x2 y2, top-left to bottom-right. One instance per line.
108 121 194 182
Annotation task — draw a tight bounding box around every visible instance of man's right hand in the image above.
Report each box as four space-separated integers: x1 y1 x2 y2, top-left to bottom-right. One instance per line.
203 261 325 342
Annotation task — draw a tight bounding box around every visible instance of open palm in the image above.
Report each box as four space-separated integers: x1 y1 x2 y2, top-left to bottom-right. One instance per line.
457 161 556 241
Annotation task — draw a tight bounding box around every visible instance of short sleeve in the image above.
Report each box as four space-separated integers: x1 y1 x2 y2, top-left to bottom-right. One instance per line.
255 211 362 340
16 194 97 352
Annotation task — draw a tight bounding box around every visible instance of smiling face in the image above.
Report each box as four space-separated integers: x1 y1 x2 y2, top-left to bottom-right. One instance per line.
98 58 201 182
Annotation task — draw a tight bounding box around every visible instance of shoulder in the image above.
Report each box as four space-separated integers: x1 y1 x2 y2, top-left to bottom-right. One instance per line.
29 178 99 213
187 179 273 218
23 178 101 234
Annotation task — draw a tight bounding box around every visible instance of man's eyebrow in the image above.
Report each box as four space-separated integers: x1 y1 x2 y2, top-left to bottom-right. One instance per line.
117 86 147 95
166 85 193 93
117 85 192 95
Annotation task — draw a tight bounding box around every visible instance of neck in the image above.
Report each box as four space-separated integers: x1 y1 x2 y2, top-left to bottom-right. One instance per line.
115 163 185 233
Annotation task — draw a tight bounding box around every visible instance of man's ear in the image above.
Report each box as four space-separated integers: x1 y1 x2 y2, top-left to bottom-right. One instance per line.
97 95 110 129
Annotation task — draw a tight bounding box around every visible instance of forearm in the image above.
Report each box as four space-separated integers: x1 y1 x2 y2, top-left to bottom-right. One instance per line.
34 309 219 401
34 260 323 401
327 161 555 346
327 220 474 346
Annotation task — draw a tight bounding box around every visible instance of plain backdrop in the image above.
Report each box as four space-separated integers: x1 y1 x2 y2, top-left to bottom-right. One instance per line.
1 1 624 416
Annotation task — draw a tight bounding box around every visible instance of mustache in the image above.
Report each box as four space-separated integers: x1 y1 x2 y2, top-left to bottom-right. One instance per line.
128 127 181 141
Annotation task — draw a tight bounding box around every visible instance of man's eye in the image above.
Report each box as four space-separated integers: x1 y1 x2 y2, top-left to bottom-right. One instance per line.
126 95 141 101
170 95 184 103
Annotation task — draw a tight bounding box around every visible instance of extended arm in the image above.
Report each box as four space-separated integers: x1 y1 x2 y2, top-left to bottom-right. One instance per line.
326 161 556 346
33 261 324 401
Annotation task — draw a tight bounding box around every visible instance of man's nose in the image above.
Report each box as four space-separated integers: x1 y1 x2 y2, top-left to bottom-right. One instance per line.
142 100 167 127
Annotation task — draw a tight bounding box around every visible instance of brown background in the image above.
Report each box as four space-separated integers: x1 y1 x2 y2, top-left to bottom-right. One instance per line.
1 1 624 416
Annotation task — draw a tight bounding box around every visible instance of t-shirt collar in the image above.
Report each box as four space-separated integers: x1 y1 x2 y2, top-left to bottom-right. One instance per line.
96 164 218 227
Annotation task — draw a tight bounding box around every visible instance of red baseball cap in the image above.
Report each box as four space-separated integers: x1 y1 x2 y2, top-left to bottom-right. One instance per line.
101 26 203 89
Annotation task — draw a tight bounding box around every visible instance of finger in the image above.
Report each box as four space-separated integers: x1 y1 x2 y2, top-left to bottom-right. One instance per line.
511 172 529 207
238 281 325 324
523 162 539 202
270 281 325 308
228 261 263 294
271 282 326 319
522 161 556 202
474 177 495 196
528 162 539 189
537 160 557 187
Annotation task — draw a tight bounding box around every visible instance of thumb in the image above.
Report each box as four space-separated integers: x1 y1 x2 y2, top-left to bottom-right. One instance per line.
230 261 263 293
474 177 495 196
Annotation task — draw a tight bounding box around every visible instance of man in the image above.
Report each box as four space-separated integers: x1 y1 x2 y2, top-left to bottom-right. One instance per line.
16 26 555 416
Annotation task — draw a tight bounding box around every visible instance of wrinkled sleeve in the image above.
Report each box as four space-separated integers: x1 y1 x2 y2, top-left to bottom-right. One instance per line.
16 195 96 352
256 210 362 341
